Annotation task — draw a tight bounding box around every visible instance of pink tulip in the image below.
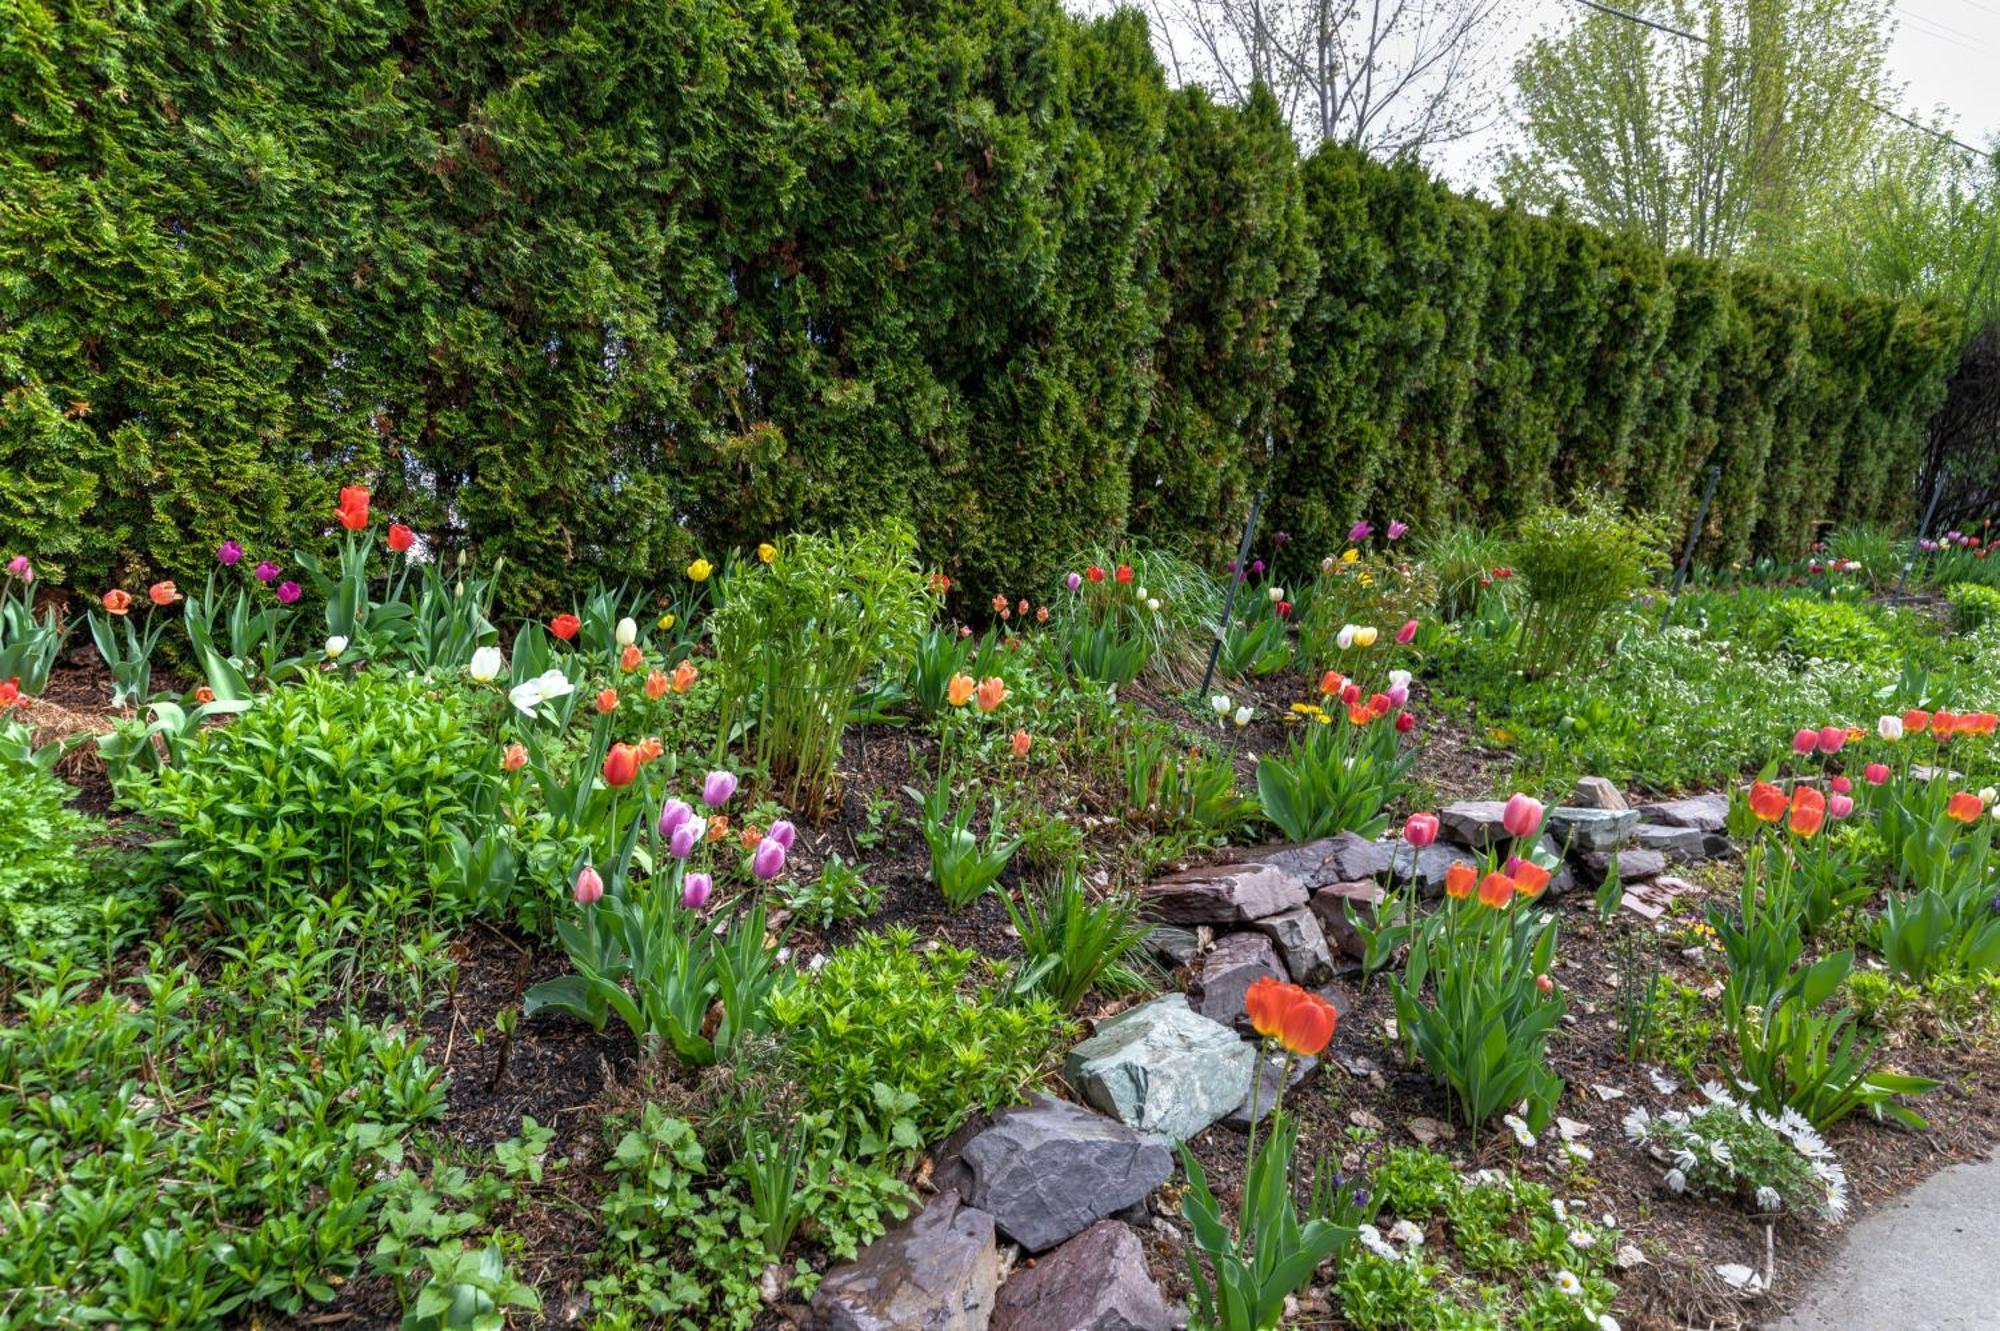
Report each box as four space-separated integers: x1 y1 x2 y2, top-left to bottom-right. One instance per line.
1347 520 1373 542
574 865 604 905
1829 793 1855 820
1385 685 1409 708
681 871 712 910
1816 725 1845 754
1864 763 1891 786
1396 619 1419 645
702 770 738 808
1830 775 1852 795
752 839 787 881
669 821 702 860
4 556 27 579
1404 812 1439 847
657 798 693 839
255 560 281 583
1066 571 1082 591
1387 520 1408 540
1501 793 1544 840
1792 728 1820 755
768 819 797 850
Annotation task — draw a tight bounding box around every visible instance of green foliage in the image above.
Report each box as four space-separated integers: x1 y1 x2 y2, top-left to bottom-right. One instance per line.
1004 872 1153 1013
1624 1090 1849 1220
1757 597 1898 664
783 854 884 931
0 937 446 1325
1256 713 1415 842
1508 495 1666 680
769 928 1062 1156
0 766 132 958
1948 581 2000 634
126 672 493 934
908 764 1024 908
711 524 932 813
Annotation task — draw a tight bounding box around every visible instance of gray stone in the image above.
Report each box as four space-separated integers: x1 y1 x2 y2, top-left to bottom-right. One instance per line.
1309 881 1384 960
1143 861 1306 924
1620 874 1700 921
1248 907 1335 985
1439 800 1513 849
960 1096 1173 1253
1325 830 1395 882
1576 848 1666 886
1632 822 1710 863
1571 776 1628 811
813 1190 1000 1331
1064 994 1254 1142
1223 1053 1320 1131
1545 806 1639 854
1191 932 1285 1028
1384 840 1467 897
1634 793 1730 832
1146 925 1202 967
1244 838 1346 890
991 1220 1185 1331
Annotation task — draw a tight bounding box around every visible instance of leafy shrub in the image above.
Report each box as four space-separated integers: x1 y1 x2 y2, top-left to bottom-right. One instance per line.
710 524 932 814
1508 495 1665 680
1757 597 1897 664
769 928 1062 1156
1004 873 1153 1013
1257 711 1416 842
0 767 132 958
127 672 494 934
1948 581 2000 633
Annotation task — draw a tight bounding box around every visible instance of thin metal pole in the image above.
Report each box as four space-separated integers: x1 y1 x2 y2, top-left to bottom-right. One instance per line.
1661 465 1722 629
1895 473 1946 596
1200 486 1265 700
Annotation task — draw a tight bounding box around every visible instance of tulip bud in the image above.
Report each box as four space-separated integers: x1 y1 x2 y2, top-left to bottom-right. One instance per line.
574 865 604 905
1864 762 1891 785
324 635 348 659
615 616 638 647
702 770 738 808
1536 974 1553 997
1404 812 1440 847
502 742 528 772
1829 793 1855 819
1268 585 1285 603
681 871 712 910
1210 694 1231 717
658 798 693 839
752 839 787 881
1395 711 1416 734
1501 793 1544 840
1066 571 1083 592
1397 618 1419 645
669 821 703 859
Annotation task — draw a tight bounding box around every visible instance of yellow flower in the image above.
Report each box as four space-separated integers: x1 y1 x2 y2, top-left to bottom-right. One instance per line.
756 542 776 564
1357 572 1375 588
1352 625 1379 647
657 612 677 631
1289 702 1325 718
687 558 712 583
1340 548 1360 564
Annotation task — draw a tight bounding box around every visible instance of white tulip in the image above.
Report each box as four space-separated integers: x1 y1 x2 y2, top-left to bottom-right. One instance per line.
1233 705 1253 728
615 616 638 647
1135 585 1149 600
1268 585 1285 603
1336 624 1357 651
1147 597 1161 612
509 667 574 716
1982 787 1997 807
467 645 504 683
1211 694 1232 716
1878 714 1904 742
324 636 348 659
1389 669 1412 691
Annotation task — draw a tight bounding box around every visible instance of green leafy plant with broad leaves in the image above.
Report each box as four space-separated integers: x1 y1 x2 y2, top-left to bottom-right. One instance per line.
1947 581 2000 633
1256 711 1416 842
710 523 932 814
1004 872 1153 1013
0 568 61 693
783 853 885 930
1508 494 1665 681
88 596 177 706
769 928 1063 1159
0 766 147 962
1065 615 1154 690
907 763 1023 907
125 671 495 937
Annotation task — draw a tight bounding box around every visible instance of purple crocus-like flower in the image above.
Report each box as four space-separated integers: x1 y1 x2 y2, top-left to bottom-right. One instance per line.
1348 520 1373 542
216 540 244 566
1387 520 1408 540
657 797 693 840
767 819 797 851
669 821 703 860
255 561 281 584
681 871 713 910
1250 559 1265 575
275 580 302 604
1066 571 1082 592
752 838 786 881
701 770 738 808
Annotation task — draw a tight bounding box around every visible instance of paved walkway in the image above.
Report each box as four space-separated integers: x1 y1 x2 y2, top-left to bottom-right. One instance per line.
1768 1154 2000 1331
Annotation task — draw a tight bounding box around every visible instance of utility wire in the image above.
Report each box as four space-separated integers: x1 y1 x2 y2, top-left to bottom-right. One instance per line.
1564 0 1992 159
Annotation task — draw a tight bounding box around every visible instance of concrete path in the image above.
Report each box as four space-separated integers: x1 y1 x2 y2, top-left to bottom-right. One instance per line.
1768 1154 2000 1331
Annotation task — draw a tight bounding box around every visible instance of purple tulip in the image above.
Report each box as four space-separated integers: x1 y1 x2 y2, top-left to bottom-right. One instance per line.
669 820 703 860
767 819 797 851
1387 520 1408 540
752 838 786 881
1273 531 1291 547
1066 571 1082 592
1225 559 1238 574
1348 520 1373 542
1250 559 1265 575
275 580 302 604
701 770 738 808
681 871 713 910
216 540 243 566
1386 684 1409 708
254 560 281 583
657 798 693 840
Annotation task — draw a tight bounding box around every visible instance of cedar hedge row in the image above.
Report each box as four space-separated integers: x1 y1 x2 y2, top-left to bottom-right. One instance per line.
0 0 1967 608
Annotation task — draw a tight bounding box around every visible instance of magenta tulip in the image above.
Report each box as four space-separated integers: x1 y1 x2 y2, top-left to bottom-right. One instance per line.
1816 725 1845 754
752 839 787 881
254 560 281 583
1864 762 1891 786
1396 618 1419 645
574 865 604 905
1792 728 1819 755
1348 520 1373 541
1066 571 1082 591
657 798 693 840
681 871 713 910
1404 812 1440 847
216 540 243 566
702 770 738 808
1501 793 1544 840
276 580 302 604
1387 520 1408 540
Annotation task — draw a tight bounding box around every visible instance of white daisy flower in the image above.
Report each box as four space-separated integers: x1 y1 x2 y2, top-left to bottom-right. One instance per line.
1388 1219 1426 1247
1554 1269 1583 1297
1503 1113 1537 1148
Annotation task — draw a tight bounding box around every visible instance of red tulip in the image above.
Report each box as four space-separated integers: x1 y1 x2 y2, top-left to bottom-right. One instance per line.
1394 711 1417 734
1947 791 1984 823
386 522 415 553
1864 762 1891 786
602 742 639 788
550 613 581 641
336 485 371 531
1748 780 1788 822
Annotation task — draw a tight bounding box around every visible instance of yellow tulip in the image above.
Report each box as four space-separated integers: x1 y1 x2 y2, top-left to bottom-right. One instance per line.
657 612 677 631
687 558 712 583
1353 626 1379 647
756 542 776 564
1340 548 1360 564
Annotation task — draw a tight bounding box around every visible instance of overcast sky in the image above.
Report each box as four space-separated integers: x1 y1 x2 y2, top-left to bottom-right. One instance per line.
1427 0 2000 191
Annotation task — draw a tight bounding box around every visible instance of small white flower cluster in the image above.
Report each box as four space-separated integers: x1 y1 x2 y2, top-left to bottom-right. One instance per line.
1622 1080 1848 1221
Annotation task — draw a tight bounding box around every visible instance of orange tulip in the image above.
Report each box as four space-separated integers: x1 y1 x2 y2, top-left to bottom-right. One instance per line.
1444 861 1476 900
1477 872 1515 909
672 659 698 693
645 668 669 700
975 676 1007 712
707 814 731 842
596 688 619 714
635 736 664 764
1245 975 1290 1042
602 742 639 788
1903 708 1932 735
1947 791 1984 823
1510 860 1552 899
1788 786 1826 839
740 826 764 850
101 588 132 615
502 742 528 772
1275 990 1338 1057
1319 671 1344 697
148 580 181 606
947 673 976 707
620 644 644 673
1935 711 1960 739
1748 780 1788 823
336 485 371 531
193 685 214 704
1011 729 1032 758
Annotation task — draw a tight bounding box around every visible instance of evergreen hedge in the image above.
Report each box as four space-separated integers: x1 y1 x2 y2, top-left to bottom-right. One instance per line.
0 1 1967 608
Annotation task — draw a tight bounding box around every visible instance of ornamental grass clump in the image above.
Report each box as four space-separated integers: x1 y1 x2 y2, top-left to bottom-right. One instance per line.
1508 495 1665 681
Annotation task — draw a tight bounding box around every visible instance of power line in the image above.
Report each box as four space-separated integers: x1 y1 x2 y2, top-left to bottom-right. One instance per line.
1893 5 1997 57
1564 0 1991 158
